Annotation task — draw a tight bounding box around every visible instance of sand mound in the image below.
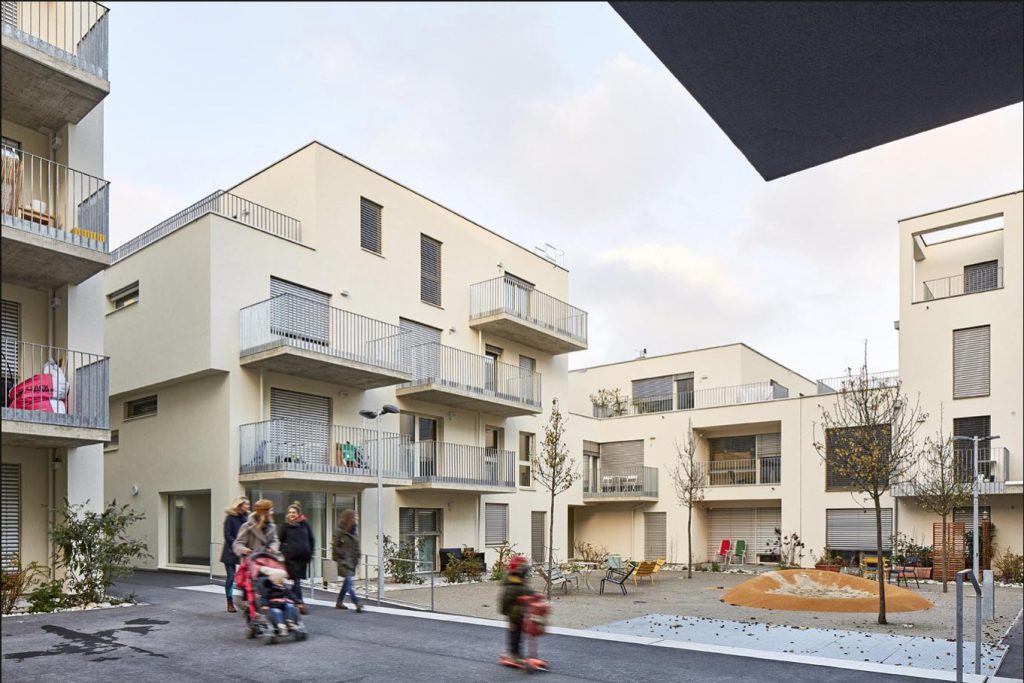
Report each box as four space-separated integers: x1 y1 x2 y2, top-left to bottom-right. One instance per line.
722 569 933 613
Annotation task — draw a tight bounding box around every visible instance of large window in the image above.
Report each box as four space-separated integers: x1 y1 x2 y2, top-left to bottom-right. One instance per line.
168 491 211 566
632 375 673 413
519 432 535 488
953 326 990 399
826 508 893 552
675 373 694 410
420 234 442 306
485 503 508 547
400 508 441 571
125 395 158 420
825 424 891 490
360 197 382 254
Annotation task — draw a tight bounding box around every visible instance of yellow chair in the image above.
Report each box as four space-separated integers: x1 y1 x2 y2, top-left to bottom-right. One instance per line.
632 559 666 585
860 556 889 580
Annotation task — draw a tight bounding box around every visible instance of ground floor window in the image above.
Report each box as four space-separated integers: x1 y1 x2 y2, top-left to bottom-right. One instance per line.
168 491 211 566
399 507 441 571
245 489 355 569
825 507 893 567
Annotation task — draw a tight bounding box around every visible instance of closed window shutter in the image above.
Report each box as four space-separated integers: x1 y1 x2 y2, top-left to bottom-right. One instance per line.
420 235 442 305
1 299 19 380
599 440 643 475
632 375 673 412
706 508 778 561
644 512 666 560
269 277 330 345
1 2 17 26
963 260 998 294
485 503 508 546
360 198 382 254
954 326 990 398
826 425 891 489
399 318 441 380
270 388 331 466
826 508 893 551
416 509 438 534
399 508 416 536
531 511 546 562
1 463 19 573
953 506 991 524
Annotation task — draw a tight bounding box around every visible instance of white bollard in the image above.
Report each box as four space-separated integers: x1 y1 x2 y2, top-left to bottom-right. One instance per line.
982 569 995 621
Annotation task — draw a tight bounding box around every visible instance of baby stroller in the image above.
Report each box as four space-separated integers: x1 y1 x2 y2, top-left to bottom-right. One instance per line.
235 551 307 644
500 593 550 672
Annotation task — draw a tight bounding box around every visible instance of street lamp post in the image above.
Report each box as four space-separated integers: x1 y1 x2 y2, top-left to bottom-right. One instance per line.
952 434 999 584
360 404 400 606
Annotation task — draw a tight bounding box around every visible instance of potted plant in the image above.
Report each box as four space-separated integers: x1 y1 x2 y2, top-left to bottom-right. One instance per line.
812 547 843 572
910 542 933 579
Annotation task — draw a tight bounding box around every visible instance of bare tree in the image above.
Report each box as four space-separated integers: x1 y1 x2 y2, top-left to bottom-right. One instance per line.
532 398 580 599
912 408 972 593
813 348 926 625
669 419 705 579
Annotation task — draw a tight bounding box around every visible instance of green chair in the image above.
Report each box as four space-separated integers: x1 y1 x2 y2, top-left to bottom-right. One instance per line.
730 540 747 565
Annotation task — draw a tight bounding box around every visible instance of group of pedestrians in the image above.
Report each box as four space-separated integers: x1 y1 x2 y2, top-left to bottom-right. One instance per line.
221 496 364 615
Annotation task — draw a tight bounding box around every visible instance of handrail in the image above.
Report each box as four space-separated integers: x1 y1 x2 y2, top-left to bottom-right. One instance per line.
701 456 781 486
815 370 900 394
1 1 109 77
111 190 301 262
469 276 588 344
955 568 982 681
922 267 1003 302
583 465 658 497
403 342 542 409
410 441 516 488
591 380 789 418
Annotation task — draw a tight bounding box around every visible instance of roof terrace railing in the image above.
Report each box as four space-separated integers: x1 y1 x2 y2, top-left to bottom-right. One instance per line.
469 276 588 345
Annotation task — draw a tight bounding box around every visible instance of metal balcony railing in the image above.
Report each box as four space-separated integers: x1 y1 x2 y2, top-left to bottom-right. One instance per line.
239 420 413 479
921 268 1003 301
111 190 301 262
469 276 588 345
592 381 789 418
892 448 1011 497
2 1 109 78
409 441 515 488
1 339 109 429
404 343 542 409
1 145 109 252
703 456 781 487
815 370 900 394
239 295 410 374
583 465 658 498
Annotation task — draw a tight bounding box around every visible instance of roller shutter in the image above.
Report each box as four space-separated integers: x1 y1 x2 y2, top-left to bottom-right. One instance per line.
531 511 546 563
269 277 329 345
963 260 998 294
756 433 781 457
644 512 666 560
599 440 643 475
360 197 382 254
826 508 893 551
953 506 991 524
270 389 331 466
632 375 673 412
953 326 990 398
399 318 441 380
1 463 19 573
485 503 508 546
706 508 780 562
420 235 442 305
2 299 19 381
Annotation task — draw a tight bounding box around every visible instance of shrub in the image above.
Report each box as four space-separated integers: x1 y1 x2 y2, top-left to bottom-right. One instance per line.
993 547 1024 584
710 561 721 572
572 540 608 565
50 500 150 606
442 547 483 583
1 556 48 614
382 535 423 585
489 541 520 581
28 579 70 613
766 528 805 568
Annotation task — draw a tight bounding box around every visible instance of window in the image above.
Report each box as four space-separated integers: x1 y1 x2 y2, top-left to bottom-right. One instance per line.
632 375 673 413
168 491 211 566
108 282 140 311
420 234 442 306
124 395 158 420
826 508 893 551
531 511 546 563
675 373 694 410
360 197 382 254
269 277 329 346
104 430 119 452
1 299 20 381
519 432 535 487
963 260 999 294
825 424 891 490
953 415 992 480
953 326 990 398
485 503 508 546
1 463 20 574
399 508 442 571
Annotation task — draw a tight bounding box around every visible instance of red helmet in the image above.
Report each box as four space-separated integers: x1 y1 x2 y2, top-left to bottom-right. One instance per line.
506 555 529 575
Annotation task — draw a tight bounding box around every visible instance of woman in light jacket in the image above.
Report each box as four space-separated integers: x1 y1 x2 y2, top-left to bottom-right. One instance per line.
233 498 280 559
220 496 250 612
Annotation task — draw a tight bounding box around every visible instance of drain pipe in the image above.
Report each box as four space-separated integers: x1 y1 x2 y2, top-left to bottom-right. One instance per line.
47 449 56 577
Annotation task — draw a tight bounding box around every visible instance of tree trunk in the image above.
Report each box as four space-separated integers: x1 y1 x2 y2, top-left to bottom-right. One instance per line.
546 488 555 600
941 514 948 593
686 503 693 579
875 498 887 625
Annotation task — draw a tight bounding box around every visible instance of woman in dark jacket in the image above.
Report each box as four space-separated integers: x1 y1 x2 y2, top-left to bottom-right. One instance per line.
220 496 250 613
332 509 362 611
280 501 315 614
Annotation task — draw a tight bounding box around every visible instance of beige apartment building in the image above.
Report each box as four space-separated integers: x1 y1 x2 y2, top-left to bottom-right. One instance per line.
103 141 587 575
2 1 112 572
564 192 1022 568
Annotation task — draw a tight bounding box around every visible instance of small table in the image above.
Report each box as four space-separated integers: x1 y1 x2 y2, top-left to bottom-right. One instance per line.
565 560 600 592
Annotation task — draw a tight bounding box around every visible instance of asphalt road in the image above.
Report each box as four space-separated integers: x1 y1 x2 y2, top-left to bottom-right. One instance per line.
0 572 957 682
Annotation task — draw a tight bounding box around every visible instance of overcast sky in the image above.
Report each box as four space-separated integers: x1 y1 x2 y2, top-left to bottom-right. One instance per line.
104 2 1023 380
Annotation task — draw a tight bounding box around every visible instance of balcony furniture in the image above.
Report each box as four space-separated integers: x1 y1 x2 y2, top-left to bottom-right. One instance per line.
599 563 636 595
632 559 665 585
716 539 731 565
566 560 600 592
888 556 920 588
18 207 55 228
730 540 747 566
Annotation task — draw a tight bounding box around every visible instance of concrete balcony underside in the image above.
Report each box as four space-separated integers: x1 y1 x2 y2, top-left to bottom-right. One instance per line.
395 383 541 417
238 464 412 488
468 314 587 354
402 479 516 494
239 343 412 390
1 37 109 130
1 417 108 448
2 222 109 288
582 492 658 504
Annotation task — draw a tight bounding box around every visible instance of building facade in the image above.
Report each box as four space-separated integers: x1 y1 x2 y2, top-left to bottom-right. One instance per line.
103 142 587 575
2 1 112 572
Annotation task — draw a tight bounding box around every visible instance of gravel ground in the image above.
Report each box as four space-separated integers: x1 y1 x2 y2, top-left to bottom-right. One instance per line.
401 569 1023 644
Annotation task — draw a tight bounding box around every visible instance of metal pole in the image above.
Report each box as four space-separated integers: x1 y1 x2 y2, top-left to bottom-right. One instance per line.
430 567 435 612
972 436 979 586
956 572 963 683
975 580 982 675
376 416 384 606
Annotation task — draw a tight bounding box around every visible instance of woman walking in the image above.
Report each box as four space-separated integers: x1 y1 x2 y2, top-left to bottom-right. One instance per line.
220 496 249 613
332 509 362 612
233 498 280 559
280 501 315 615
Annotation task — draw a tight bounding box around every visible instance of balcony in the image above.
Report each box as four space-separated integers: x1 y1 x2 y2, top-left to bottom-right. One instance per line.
583 466 658 502
920 267 1003 302
592 380 789 418
2 1 110 130
404 441 516 493
2 340 109 448
815 370 899 395
469 276 587 354
239 295 412 389
703 457 781 487
396 343 542 417
892 448 1013 497
2 145 110 287
239 420 413 486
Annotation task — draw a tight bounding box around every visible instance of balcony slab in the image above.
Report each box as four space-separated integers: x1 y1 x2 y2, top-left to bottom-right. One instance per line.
396 383 541 417
2 222 109 288
1 417 109 448
240 343 412 390
469 314 587 354
403 480 516 494
238 465 412 488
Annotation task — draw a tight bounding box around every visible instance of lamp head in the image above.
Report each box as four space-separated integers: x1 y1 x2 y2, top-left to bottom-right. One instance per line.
381 404 400 415
358 409 378 420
